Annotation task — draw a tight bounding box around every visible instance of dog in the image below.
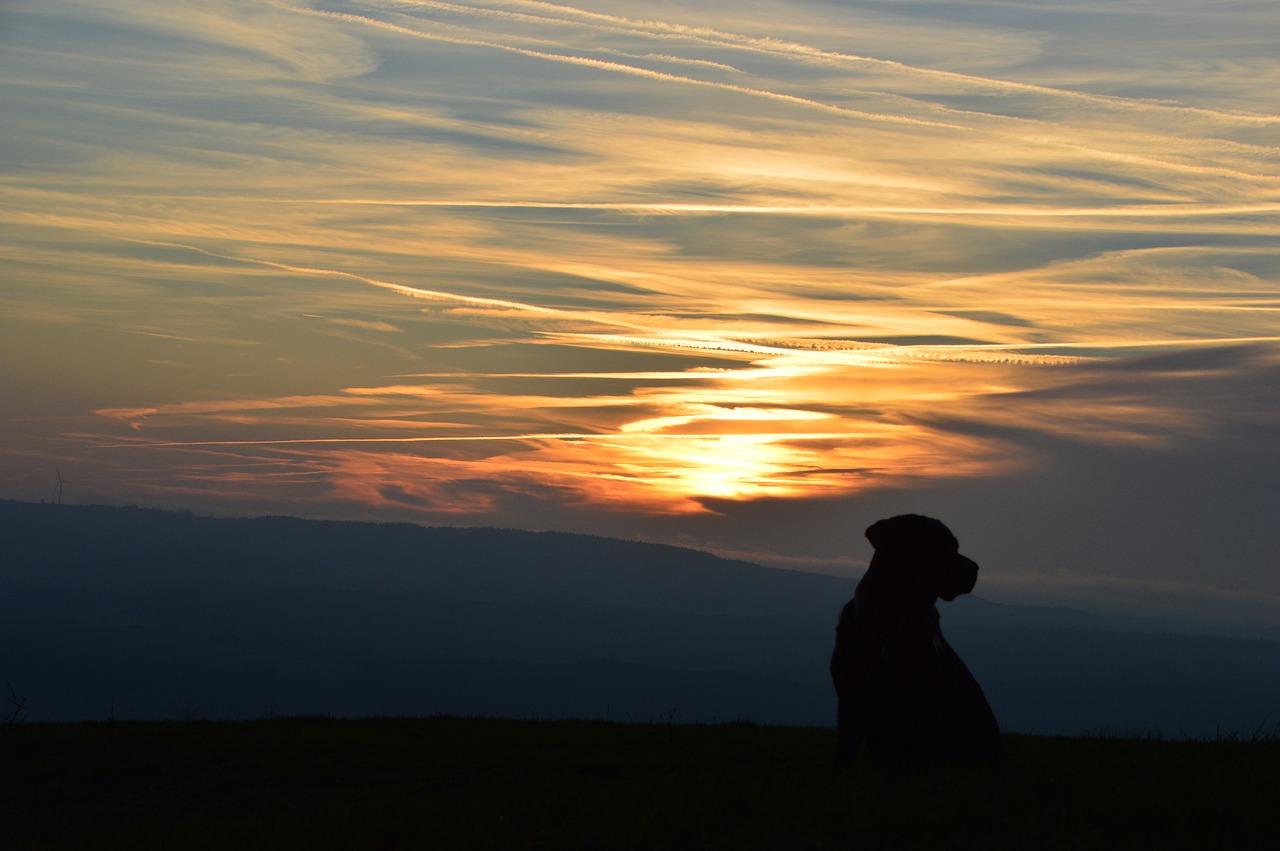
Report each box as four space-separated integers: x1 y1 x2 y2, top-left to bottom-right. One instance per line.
830 514 1001 766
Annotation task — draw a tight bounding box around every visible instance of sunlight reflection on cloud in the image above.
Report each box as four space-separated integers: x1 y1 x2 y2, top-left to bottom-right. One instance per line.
2 0 1278 534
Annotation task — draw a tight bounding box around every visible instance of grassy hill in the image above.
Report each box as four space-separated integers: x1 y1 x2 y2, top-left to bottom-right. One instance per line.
3 717 1277 849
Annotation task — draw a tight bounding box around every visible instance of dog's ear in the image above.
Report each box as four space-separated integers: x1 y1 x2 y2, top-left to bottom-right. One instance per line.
864 516 899 551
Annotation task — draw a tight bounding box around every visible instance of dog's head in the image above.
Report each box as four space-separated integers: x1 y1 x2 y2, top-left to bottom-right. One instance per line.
865 514 978 601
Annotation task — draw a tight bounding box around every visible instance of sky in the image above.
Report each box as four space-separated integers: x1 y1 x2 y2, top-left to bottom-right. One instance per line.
2 0 1279 627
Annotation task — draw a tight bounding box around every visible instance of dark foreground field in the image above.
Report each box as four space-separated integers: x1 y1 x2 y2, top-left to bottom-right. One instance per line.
3 717 1277 850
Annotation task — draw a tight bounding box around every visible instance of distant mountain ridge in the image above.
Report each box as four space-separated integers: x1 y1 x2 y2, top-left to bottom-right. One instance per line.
4 500 1279 736
3 500 842 608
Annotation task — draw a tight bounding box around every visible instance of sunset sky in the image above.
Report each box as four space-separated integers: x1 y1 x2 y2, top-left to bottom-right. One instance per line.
2 0 1278 626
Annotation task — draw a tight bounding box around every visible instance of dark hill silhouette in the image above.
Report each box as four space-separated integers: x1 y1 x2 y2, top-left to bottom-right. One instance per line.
3 500 842 612
4 500 1280 735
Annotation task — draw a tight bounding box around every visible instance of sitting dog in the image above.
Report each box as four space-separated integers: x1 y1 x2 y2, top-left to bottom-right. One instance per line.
830 514 1001 766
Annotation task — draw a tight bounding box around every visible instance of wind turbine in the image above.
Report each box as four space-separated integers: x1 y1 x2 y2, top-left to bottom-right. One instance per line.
53 467 67 505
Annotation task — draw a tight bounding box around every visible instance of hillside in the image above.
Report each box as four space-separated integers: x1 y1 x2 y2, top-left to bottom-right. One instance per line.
4 500 1280 736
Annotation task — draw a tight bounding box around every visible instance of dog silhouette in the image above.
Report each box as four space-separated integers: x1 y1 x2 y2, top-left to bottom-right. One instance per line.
830 514 1001 765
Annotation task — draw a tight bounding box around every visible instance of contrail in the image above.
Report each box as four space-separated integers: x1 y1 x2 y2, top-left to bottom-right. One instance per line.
383 0 1280 125
118 237 663 334
351 0 1280 185
115 197 1280 219
591 48 742 73
271 1 961 129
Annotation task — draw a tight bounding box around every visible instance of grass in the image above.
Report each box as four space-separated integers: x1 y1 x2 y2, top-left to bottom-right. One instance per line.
3 716 1278 849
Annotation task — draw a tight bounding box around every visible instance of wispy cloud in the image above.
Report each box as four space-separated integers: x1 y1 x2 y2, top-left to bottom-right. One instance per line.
2 0 1279 603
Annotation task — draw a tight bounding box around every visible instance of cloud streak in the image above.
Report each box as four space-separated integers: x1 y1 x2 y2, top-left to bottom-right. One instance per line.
2 0 1279 615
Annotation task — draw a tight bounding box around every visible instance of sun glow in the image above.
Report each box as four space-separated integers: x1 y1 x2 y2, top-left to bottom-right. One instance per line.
610 434 823 502
3 0 1278 525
